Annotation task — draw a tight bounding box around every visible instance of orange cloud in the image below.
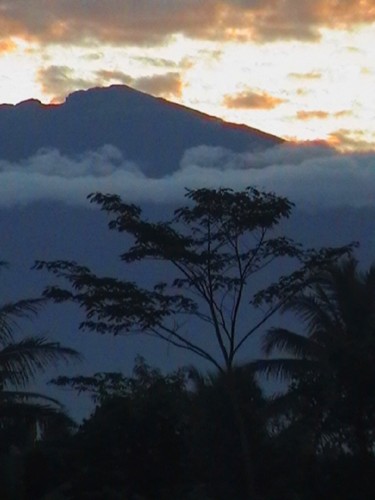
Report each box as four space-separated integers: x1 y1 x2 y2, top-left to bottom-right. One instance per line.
328 129 375 152
37 65 96 103
96 70 133 85
133 73 183 99
0 0 374 47
38 65 183 103
0 0 222 45
235 0 375 42
296 110 352 120
0 38 17 53
297 110 329 120
223 90 285 110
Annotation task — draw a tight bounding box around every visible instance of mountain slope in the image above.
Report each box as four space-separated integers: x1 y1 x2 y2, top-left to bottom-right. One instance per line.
0 85 282 176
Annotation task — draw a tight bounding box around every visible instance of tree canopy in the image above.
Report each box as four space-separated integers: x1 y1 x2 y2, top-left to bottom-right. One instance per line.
253 257 375 459
33 186 355 499
35 187 353 373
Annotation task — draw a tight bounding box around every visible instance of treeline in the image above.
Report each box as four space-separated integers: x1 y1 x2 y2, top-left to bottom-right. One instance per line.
0 187 374 499
7 342 375 500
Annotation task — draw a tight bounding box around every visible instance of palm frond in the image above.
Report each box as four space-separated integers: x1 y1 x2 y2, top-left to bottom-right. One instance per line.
0 400 76 434
263 327 322 359
249 357 318 381
266 389 302 416
284 294 338 338
0 391 76 436
0 390 63 407
0 298 45 345
0 337 81 387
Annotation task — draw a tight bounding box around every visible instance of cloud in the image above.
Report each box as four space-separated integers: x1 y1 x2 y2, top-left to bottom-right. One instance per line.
95 70 133 85
0 38 16 53
0 0 374 47
296 110 352 120
233 0 375 42
223 90 285 109
361 67 373 75
38 65 182 102
0 0 221 46
296 110 329 120
37 65 97 103
288 71 322 80
134 56 186 69
328 129 375 152
1 142 375 212
133 73 183 99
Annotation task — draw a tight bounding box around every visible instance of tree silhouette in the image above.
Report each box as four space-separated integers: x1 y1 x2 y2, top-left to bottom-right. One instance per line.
0 297 80 446
35 187 353 499
253 257 375 460
35 187 352 372
51 357 190 499
0 263 81 499
187 364 268 499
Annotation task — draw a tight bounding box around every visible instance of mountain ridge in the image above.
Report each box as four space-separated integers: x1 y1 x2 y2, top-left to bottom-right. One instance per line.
0 84 283 176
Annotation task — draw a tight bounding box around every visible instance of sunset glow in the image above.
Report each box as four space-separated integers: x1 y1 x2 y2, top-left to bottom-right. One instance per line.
0 1 374 151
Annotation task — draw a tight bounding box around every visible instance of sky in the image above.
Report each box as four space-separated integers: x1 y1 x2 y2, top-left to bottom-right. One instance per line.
0 0 374 151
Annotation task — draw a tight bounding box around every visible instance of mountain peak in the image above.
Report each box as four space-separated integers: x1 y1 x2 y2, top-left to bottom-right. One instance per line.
0 85 283 175
15 98 43 108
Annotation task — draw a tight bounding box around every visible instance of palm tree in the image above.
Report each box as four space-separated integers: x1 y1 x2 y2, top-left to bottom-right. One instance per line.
0 283 80 499
253 257 375 458
0 294 81 448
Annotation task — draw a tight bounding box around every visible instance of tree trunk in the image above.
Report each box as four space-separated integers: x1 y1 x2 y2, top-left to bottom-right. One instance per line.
226 368 259 500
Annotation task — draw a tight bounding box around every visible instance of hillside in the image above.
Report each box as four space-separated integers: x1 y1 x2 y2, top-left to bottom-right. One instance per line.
0 85 282 176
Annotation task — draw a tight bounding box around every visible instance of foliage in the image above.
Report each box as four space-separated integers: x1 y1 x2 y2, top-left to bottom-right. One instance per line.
49 359 271 500
187 364 268 499
253 257 375 459
0 294 80 446
50 357 191 499
34 187 353 372
0 263 81 499
33 187 355 499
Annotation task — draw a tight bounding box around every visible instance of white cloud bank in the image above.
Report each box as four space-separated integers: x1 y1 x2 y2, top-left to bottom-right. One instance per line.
0 143 374 210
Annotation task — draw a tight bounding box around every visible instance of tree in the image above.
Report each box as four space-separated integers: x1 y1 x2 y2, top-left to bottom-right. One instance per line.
253 257 375 460
35 187 352 372
0 296 80 447
0 262 81 499
51 357 190 499
187 364 268 499
34 187 353 498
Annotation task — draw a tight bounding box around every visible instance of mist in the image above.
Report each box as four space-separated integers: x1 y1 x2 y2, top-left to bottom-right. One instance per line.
0 142 374 210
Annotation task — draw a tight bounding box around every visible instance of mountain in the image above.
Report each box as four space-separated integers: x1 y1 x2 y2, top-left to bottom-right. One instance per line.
0 85 282 176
